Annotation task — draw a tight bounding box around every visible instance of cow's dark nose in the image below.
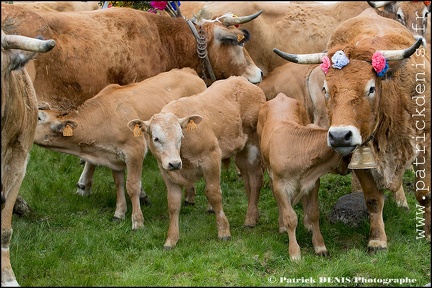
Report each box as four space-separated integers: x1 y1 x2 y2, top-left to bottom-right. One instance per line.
328 130 353 147
168 161 182 170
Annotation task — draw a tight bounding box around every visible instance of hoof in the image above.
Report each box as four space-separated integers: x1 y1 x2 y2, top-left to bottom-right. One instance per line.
163 245 174 251
317 250 330 257
367 246 387 254
112 216 123 223
140 195 151 206
206 209 215 214
219 236 231 241
184 201 195 206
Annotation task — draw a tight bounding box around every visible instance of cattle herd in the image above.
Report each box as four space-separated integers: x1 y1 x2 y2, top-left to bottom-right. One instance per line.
1 1 430 286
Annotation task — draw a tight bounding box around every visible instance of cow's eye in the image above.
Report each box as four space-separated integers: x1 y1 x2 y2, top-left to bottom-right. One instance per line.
322 86 330 99
368 86 375 96
153 137 159 143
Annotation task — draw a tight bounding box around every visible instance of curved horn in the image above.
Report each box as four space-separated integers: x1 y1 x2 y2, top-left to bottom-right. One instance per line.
273 48 326 64
2 33 56 53
379 36 424 60
367 1 395 8
220 10 262 26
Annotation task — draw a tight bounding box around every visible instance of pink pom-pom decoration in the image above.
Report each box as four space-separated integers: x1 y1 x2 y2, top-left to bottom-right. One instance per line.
372 51 389 77
320 56 331 74
151 1 168 10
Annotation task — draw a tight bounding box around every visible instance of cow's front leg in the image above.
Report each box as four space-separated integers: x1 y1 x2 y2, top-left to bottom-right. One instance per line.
302 179 328 257
164 182 183 249
125 164 144 230
76 161 96 196
2 188 20 286
272 176 301 261
354 169 387 252
111 169 127 221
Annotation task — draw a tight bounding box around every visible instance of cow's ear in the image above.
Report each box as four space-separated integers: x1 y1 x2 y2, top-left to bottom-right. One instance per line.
179 115 203 132
56 120 77 137
127 119 147 137
214 26 250 46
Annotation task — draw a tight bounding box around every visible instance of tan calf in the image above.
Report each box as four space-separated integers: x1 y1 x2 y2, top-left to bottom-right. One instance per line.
129 76 266 248
257 93 349 260
34 68 207 230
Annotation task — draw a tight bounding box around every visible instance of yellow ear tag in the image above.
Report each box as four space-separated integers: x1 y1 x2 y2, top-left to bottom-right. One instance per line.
133 123 142 137
63 124 73 137
186 119 197 132
237 34 245 43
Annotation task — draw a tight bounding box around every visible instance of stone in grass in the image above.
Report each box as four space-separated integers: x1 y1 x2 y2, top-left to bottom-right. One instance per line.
13 195 32 217
329 192 368 227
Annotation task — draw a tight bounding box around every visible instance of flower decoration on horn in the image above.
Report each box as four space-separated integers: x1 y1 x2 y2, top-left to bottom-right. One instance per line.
331 50 350 69
372 51 389 77
320 56 331 74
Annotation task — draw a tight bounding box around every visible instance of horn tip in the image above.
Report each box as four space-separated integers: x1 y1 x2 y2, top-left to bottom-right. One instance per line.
273 48 298 63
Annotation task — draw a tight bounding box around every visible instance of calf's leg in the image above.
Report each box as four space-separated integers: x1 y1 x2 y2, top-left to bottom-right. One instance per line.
302 179 328 256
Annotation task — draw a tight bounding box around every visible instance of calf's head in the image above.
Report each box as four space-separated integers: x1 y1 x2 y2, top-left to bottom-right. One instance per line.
128 112 202 171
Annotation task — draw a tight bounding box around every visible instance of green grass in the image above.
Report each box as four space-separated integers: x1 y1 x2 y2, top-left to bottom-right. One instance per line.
10 145 431 286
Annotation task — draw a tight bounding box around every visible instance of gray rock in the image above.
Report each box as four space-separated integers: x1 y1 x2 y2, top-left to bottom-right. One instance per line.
329 192 368 227
13 195 32 217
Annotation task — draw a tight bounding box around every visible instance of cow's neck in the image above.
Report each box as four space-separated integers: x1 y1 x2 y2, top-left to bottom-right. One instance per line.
155 16 205 79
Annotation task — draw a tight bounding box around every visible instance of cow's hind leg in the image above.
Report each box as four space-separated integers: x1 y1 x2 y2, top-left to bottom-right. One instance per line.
354 169 387 252
203 161 231 241
76 161 96 196
235 139 264 227
302 179 328 257
393 184 408 209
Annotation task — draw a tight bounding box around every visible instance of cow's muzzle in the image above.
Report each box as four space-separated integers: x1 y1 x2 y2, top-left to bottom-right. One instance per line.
328 126 362 156
167 161 182 171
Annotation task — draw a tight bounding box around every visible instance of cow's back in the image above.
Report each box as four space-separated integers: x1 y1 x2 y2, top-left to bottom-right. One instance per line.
327 8 415 49
1 4 190 111
86 68 207 121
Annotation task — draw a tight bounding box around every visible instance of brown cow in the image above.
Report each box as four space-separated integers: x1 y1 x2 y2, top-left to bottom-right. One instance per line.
257 93 349 260
1 30 55 287
12 1 101 12
1 3 262 111
128 76 266 249
33 68 207 230
182 1 371 76
274 8 431 249
369 1 431 42
181 1 429 76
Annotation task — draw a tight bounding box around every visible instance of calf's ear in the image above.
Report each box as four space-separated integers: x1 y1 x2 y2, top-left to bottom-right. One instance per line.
56 120 78 137
127 119 146 137
179 115 203 132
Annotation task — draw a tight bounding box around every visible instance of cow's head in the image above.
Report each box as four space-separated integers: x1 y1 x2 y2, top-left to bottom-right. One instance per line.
128 112 203 171
368 1 431 38
35 109 78 147
191 11 263 84
273 36 423 156
1 30 55 121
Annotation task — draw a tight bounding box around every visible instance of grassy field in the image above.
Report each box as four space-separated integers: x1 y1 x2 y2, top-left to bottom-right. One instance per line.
11 145 431 286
